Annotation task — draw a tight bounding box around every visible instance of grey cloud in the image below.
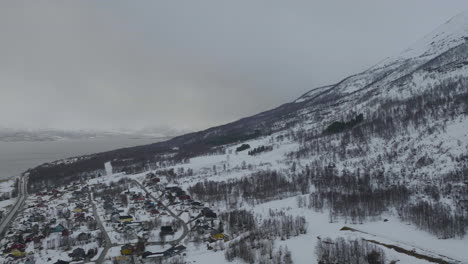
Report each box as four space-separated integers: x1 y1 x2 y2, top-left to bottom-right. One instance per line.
0 0 467 131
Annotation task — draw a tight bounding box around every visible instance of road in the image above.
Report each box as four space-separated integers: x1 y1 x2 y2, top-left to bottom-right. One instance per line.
88 192 114 264
131 180 190 245
0 175 28 239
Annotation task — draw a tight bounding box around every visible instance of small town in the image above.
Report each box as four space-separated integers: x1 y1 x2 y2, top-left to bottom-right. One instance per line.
0 169 229 264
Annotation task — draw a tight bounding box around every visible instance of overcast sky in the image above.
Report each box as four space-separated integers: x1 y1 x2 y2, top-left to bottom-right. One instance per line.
1 1 467 132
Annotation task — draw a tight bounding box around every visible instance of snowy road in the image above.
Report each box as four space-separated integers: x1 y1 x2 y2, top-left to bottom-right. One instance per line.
89 192 114 264
341 227 463 264
131 180 190 246
0 175 27 238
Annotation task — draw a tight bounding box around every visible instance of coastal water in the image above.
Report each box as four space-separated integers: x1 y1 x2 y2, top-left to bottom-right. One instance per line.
0 136 165 179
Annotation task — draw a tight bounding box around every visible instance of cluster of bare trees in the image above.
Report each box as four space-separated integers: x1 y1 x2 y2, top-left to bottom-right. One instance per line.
220 209 307 240
220 209 257 235
248 145 273 156
312 187 410 223
225 238 293 264
399 201 467 238
188 170 311 206
259 210 307 240
315 237 386 264
295 167 411 222
220 209 304 263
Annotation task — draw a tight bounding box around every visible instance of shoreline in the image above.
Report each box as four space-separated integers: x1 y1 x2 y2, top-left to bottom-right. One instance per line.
0 136 168 181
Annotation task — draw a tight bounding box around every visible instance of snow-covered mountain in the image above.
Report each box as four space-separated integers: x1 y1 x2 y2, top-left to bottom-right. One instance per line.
297 11 468 102
22 12 468 264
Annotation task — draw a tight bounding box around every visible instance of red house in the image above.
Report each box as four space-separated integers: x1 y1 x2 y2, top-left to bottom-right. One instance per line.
179 195 191 201
150 209 160 216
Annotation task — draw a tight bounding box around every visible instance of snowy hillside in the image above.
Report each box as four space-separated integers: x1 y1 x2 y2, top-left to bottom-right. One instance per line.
14 12 468 264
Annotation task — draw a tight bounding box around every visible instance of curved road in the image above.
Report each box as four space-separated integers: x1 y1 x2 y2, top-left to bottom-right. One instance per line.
0 176 28 239
131 180 189 245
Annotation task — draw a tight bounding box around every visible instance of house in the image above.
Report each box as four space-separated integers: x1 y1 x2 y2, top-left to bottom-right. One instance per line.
151 177 161 183
150 209 160 216
160 226 174 235
121 244 135 255
33 236 43 245
144 203 156 210
77 232 91 242
25 235 34 243
210 233 229 242
51 224 66 233
69 248 86 261
179 195 191 201
165 186 182 193
103 201 114 210
29 214 46 223
105 207 116 216
61 229 70 237
119 215 134 222
54 260 70 264
87 248 98 258
144 201 155 206
191 201 204 209
9 243 25 251
128 207 137 215
74 213 85 221
164 245 186 257
9 249 26 258
72 207 83 213
201 208 217 219
110 213 121 223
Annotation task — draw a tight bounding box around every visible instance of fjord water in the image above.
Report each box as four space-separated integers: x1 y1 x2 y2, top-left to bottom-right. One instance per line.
0 136 164 180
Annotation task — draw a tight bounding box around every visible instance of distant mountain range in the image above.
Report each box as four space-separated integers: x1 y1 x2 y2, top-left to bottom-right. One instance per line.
0 127 190 142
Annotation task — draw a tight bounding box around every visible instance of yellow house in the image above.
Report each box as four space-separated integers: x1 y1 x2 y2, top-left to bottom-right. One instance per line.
10 249 26 258
210 233 229 242
118 215 134 222
121 244 134 255
73 208 83 213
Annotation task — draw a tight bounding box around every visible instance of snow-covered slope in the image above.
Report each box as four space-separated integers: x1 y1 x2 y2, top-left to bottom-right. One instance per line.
297 11 468 103
398 11 468 61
